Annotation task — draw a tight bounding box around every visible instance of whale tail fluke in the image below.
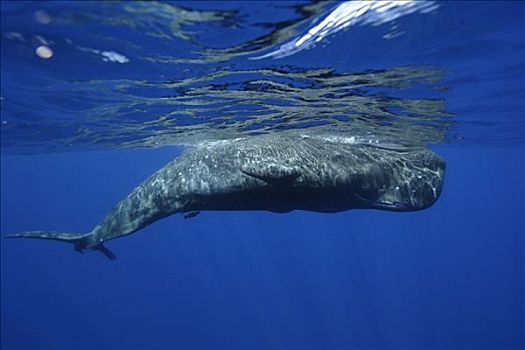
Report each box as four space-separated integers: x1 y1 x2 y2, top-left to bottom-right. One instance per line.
5 231 117 260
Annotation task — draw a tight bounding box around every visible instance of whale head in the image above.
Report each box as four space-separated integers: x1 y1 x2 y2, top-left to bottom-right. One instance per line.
350 148 446 212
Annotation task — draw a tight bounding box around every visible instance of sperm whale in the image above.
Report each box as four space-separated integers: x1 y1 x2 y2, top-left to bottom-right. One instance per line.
6 135 445 259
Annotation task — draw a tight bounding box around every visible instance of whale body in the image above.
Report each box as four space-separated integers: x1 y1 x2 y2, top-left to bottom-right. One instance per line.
7 135 445 259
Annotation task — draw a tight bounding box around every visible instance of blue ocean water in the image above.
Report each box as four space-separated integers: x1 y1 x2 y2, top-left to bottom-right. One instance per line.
1 1 524 349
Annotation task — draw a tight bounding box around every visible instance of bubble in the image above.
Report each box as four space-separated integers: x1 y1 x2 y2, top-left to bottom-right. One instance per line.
33 10 52 24
36 45 53 59
100 51 130 63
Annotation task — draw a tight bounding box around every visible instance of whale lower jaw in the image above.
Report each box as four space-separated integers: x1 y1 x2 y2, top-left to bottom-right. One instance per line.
181 184 441 214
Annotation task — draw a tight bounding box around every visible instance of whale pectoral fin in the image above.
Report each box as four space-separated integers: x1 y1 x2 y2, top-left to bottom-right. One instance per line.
241 164 300 187
184 211 200 219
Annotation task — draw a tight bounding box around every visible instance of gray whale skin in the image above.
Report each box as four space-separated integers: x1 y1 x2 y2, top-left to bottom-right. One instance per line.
7 135 445 259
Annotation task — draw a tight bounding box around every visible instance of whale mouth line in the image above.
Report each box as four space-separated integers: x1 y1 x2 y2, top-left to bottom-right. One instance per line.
374 200 409 210
353 193 410 211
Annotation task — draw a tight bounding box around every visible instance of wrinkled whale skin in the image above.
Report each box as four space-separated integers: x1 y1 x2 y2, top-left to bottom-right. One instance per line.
6 135 445 258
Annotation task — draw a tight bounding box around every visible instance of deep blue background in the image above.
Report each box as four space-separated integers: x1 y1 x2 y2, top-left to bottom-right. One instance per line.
2 1 525 349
